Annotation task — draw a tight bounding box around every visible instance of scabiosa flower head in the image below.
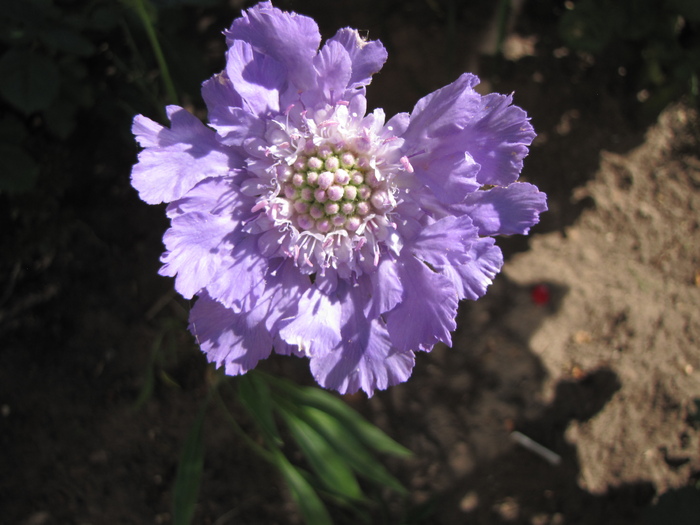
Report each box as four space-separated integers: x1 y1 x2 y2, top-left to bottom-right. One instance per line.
131 1 547 396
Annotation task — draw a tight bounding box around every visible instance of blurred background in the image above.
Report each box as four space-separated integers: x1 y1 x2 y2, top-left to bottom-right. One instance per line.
1 0 699 523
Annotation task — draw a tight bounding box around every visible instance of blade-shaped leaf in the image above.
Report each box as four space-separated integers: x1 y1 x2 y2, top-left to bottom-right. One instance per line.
172 397 208 525
299 405 408 494
279 407 364 502
238 373 282 446
272 449 333 525
270 377 412 457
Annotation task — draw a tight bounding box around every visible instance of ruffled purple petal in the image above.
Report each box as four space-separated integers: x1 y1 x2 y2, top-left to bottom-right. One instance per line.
226 40 286 115
225 2 320 91
302 40 352 107
452 183 547 236
278 273 343 355
328 28 388 91
201 74 266 147
408 215 478 269
401 73 535 201
443 237 504 301
189 293 272 376
206 234 269 312
131 106 241 204
386 256 459 352
400 74 483 203
159 212 236 299
367 259 403 318
467 91 535 187
310 283 415 396
257 259 311 332
166 177 246 218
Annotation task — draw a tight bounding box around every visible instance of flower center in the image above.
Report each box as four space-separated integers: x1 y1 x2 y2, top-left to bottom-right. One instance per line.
246 101 407 275
277 143 393 235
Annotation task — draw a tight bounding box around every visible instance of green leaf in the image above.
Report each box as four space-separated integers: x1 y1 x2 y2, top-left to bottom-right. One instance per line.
0 143 40 194
270 378 412 457
172 398 209 525
272 449 334 525
279 407 364 501
299 406 408 494
0 48 60 114
238 373 283 447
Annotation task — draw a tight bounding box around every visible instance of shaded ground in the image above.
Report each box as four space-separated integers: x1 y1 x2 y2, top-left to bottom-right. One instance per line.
1 1 699 524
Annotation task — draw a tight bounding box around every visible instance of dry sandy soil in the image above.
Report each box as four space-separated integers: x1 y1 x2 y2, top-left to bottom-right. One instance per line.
1 1 699 524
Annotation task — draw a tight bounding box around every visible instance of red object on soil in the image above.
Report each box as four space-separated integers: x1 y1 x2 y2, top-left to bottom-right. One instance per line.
531 284 551 305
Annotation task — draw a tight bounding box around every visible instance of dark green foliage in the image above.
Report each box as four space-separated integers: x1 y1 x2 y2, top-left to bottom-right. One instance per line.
559 0 700 114
0 0 226 194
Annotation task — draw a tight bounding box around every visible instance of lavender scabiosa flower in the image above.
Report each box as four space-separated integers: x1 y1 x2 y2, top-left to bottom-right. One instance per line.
131 2 547 396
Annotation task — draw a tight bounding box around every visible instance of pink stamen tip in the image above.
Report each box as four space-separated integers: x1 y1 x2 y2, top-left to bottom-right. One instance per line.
400 156 414 173
251 200 268 213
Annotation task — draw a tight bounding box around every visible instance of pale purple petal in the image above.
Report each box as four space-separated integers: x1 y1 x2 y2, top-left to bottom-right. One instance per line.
408 214 478 269
310 283 415 396
367 259 403 318
400 74 483 203
226 40 286 115
452 183 547 236
224 2 320 90
302 40 352 106
131 106 241 204
273 334 305 357
247 258 310 333
467 92 535 187
159 212 236 299
201 72 243 112
310 322 415 396
166 177 246 218
383 112 410 138
386 256 459 352
401 73 535 200
189 293 272 375
278 273 343 355
328 28 388 91
442 237 504 301
201 74 266 146
206 235 269 312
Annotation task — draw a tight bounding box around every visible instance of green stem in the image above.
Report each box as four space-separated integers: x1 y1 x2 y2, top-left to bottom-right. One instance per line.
495 0 512 55
128 0 179 105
